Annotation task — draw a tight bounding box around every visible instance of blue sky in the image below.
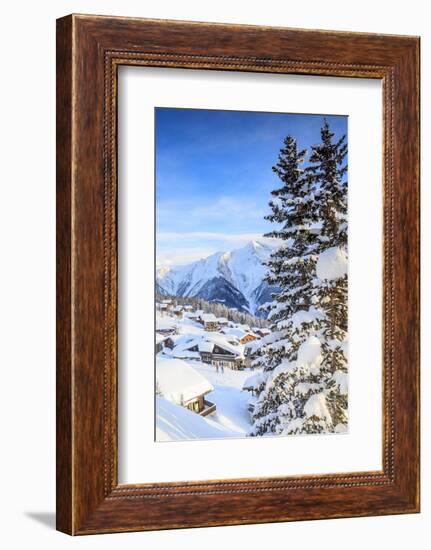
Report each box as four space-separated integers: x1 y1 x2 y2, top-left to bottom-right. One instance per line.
156 108 347 267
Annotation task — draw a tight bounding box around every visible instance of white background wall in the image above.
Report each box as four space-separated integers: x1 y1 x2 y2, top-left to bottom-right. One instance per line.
0 1 427 548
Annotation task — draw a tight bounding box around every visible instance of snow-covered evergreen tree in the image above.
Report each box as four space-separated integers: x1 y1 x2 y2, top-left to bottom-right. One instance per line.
249 121 349 437
313 248 348 432
264 136 320 320
306 120 349 432
250 136 325 436
307 119 347 248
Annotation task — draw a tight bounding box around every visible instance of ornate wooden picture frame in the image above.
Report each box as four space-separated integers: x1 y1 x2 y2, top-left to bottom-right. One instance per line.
56 14 420 535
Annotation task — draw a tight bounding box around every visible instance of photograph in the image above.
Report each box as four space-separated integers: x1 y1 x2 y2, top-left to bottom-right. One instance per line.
154 107 349 441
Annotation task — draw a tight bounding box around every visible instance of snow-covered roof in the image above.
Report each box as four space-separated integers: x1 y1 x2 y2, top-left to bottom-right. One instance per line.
222 327 250 339
161 299 172 304
198 341 214 353
208 334 244 357
217 317 228 323
196 338 237 356
155 334 166 344
173 305 183 312
169 335 199 353
156 358 213 405
156 318 177 331
202 313 218 323
244 340 257 350
184 312 200 320
171 333 245 359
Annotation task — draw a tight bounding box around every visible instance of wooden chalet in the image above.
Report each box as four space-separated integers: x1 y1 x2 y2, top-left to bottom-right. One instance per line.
156 325 176 336
198 340 245 370
171 336 245 370
160 299 173 312
221 326 259 345
201 313 219 332
157 303 168 315
156 358 216 416
210 344 244 370
240 333 258 345
186 393 216 416
172 305 184 318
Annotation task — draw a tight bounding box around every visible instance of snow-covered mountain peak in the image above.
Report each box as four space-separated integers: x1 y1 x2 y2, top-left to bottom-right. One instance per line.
246 239 265 250
156 239 279 315
244 239 277 258
220 250 232 262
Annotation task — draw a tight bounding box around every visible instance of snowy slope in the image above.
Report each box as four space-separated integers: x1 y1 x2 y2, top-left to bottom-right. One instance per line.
156 240 279 315
156 397 241 441
192 362 253 434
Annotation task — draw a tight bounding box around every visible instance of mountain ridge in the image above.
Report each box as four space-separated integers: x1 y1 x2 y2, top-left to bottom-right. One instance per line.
156 240 279 316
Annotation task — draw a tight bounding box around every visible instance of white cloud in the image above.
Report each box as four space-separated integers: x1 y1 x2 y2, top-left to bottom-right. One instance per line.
156 233 280 267
156 247 215 267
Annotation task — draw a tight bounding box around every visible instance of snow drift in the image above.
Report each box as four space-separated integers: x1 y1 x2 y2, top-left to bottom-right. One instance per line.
316 246 348 281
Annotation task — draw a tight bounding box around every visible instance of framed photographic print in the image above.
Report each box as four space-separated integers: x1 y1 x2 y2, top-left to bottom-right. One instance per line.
56 14 420 535
153 108 350 442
